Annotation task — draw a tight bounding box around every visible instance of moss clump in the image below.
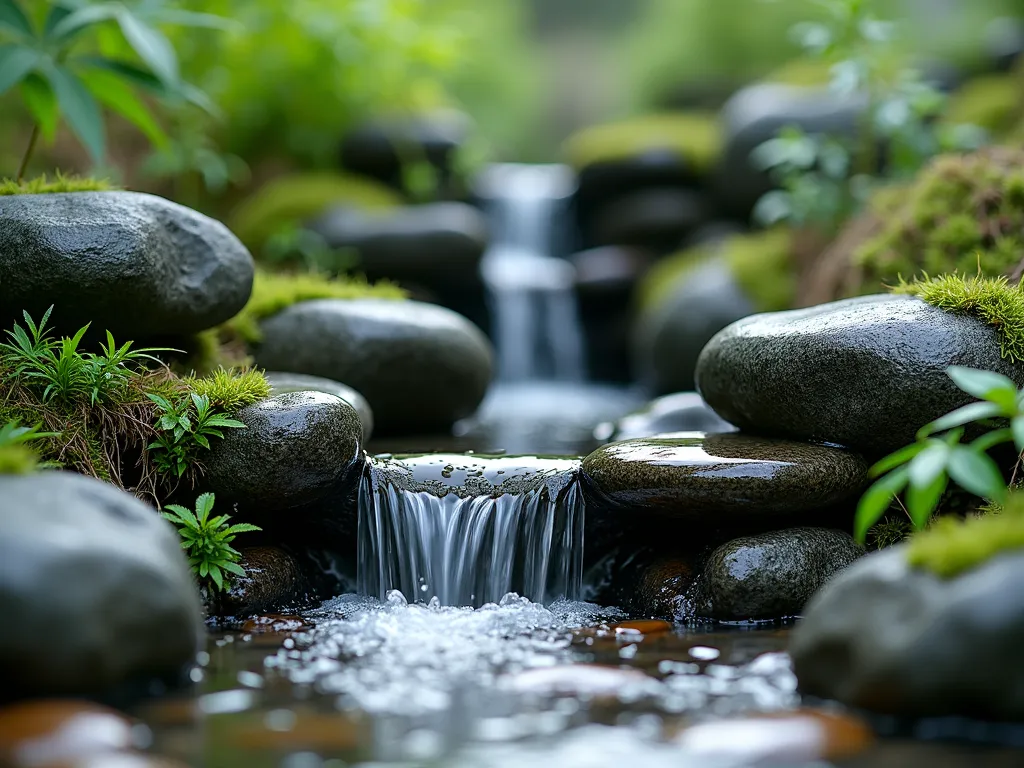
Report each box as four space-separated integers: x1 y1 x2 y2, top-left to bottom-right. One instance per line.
941 74 1022 135
0 443 39 475
907 494 1024 578
893 274 1024 363
227 172 402 252
185 368 271 413
563 112 722 173
221 269 408 344
0 174 114 195
850 147 1024 292
636 229 795 312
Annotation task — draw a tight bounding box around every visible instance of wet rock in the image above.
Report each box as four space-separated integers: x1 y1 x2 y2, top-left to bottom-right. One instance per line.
594 392 735 443
581 432 866 529
241 614 312 634
676 709 874 763
714 83 866 217
0 192 253 339
695 294 1024 457
790 547 1024 720
211 547 308 619
265 371 373 442
633 555 699 619
203 391 363 517
591 188 709 252
0 472 202 700
0 700 138 766
255 299 493 435
695 528 864 621
633 258 755 392
339 110 471 195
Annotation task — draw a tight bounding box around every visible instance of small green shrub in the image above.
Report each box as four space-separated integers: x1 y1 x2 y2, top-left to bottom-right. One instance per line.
185 368 270 413
0 420 55 475
223 269 407 344
906 493 1024 578
147 392 247 479
161 492 261 592
0 174 113 195
894 274 1024 363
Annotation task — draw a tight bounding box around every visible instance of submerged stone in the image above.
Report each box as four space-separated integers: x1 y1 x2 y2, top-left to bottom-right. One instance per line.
358 453 583 606
694 528 863 622
0 191 253 339
594 391 735 443
790 546 1024 720
265 371 374 442
0 472 202 700
695 294 1024 456
255 299 494 435
581 432 866 527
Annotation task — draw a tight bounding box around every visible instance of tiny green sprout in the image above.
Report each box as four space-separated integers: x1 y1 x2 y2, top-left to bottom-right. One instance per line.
855 365 1023 543
161 492 261 592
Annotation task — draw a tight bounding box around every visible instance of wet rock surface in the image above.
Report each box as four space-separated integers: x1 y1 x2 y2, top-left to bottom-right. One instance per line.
0 699 140 765
0 191 253 338
632 554 700 619
590 188 709 251
210 547 309 620
0 472 202 700
265 371 374 442
203 391 363 518
634 258 755 393
695 528 863 621
696 294 1024 456
595 391 735 443
790 547 1024 721
255 299 493 435
581 432 867 527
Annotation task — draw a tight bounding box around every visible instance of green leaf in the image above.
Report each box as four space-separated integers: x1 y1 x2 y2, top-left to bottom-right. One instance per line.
43 3 73 38
43 65 105 163
208 563 224 591
221 561 246 577
855 467 909 544
162 504 197 528
116 10 178 87
947 446 1008 503
970 428 1014 454
224 523 262 534
0 0 34 38
0 45 40 97
946 366 1018 406
76 55 166 93
918 401 1007 438
156 8 237 31
1012 415 1024 455
907 442 948 488
48 3 121 40
21 73 57 141
905 472 947 530
868 441 927 478
195 492 215 519
81 67 168 149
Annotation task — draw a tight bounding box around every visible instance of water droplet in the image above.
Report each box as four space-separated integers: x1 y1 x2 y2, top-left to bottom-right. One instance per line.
386 590 408 607
690 646 721 661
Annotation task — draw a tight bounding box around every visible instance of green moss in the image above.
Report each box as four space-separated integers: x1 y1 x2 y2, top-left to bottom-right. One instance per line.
563 112 722 173
942 74 1022 135
852 147 1024 293
227 172 402 252
764 59 833 88
0 445 38 474
868 517 911 550
0 174 114 195
185 368 271 413
223 269 408 344
907 493 1024 578
636 229 795 313
893 273 1024 363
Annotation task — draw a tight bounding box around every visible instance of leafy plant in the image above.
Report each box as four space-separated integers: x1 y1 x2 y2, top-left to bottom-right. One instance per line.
147 390 245 477
0 306 170 405
855 365 1024 543
0 0 226 179
161 492 260 591
752 0 985 232
0 419 58 473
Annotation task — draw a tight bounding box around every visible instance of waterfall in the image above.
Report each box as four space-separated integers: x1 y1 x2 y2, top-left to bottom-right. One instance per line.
477 164 586 382
356 454 584 607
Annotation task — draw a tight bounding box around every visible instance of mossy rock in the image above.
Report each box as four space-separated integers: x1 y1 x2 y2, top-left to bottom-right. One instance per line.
942 74 1021 136
0 174 114 195
563 112 722 174
637 228 796 312
227 172 402 252
805 146 1024 303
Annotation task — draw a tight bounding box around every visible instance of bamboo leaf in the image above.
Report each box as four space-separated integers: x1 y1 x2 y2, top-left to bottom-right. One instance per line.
947 446 1008 503
116 10 178 87
0 0 33 38
43 65 105 162
0 45 39 96
81 66 168 148
19 73 57 142
855 467 909 543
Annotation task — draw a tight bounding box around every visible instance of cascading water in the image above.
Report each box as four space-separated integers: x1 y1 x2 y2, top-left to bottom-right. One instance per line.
356 454 584 607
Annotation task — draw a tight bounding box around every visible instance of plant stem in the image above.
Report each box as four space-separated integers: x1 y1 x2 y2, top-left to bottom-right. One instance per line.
17 125 40 184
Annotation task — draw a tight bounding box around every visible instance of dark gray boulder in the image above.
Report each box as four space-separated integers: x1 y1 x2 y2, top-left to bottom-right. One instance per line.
0 472 202 699
695 527 863 621
594 391 736 443
695 294 1024 457
0 191 254 339
265 371 374 442
590 188 710 252
790 546 1024 720
633 258 756 393
255 299 494 434
581 432 866 528
203 391 363 517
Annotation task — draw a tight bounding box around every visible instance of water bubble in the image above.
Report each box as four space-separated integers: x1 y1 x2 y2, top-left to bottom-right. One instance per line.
386 590 409 607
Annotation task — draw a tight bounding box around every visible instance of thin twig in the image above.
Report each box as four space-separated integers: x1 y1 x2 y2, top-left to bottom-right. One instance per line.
16 126 40 184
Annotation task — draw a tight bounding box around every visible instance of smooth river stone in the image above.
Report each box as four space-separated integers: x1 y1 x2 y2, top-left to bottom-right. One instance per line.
580 432 867 525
